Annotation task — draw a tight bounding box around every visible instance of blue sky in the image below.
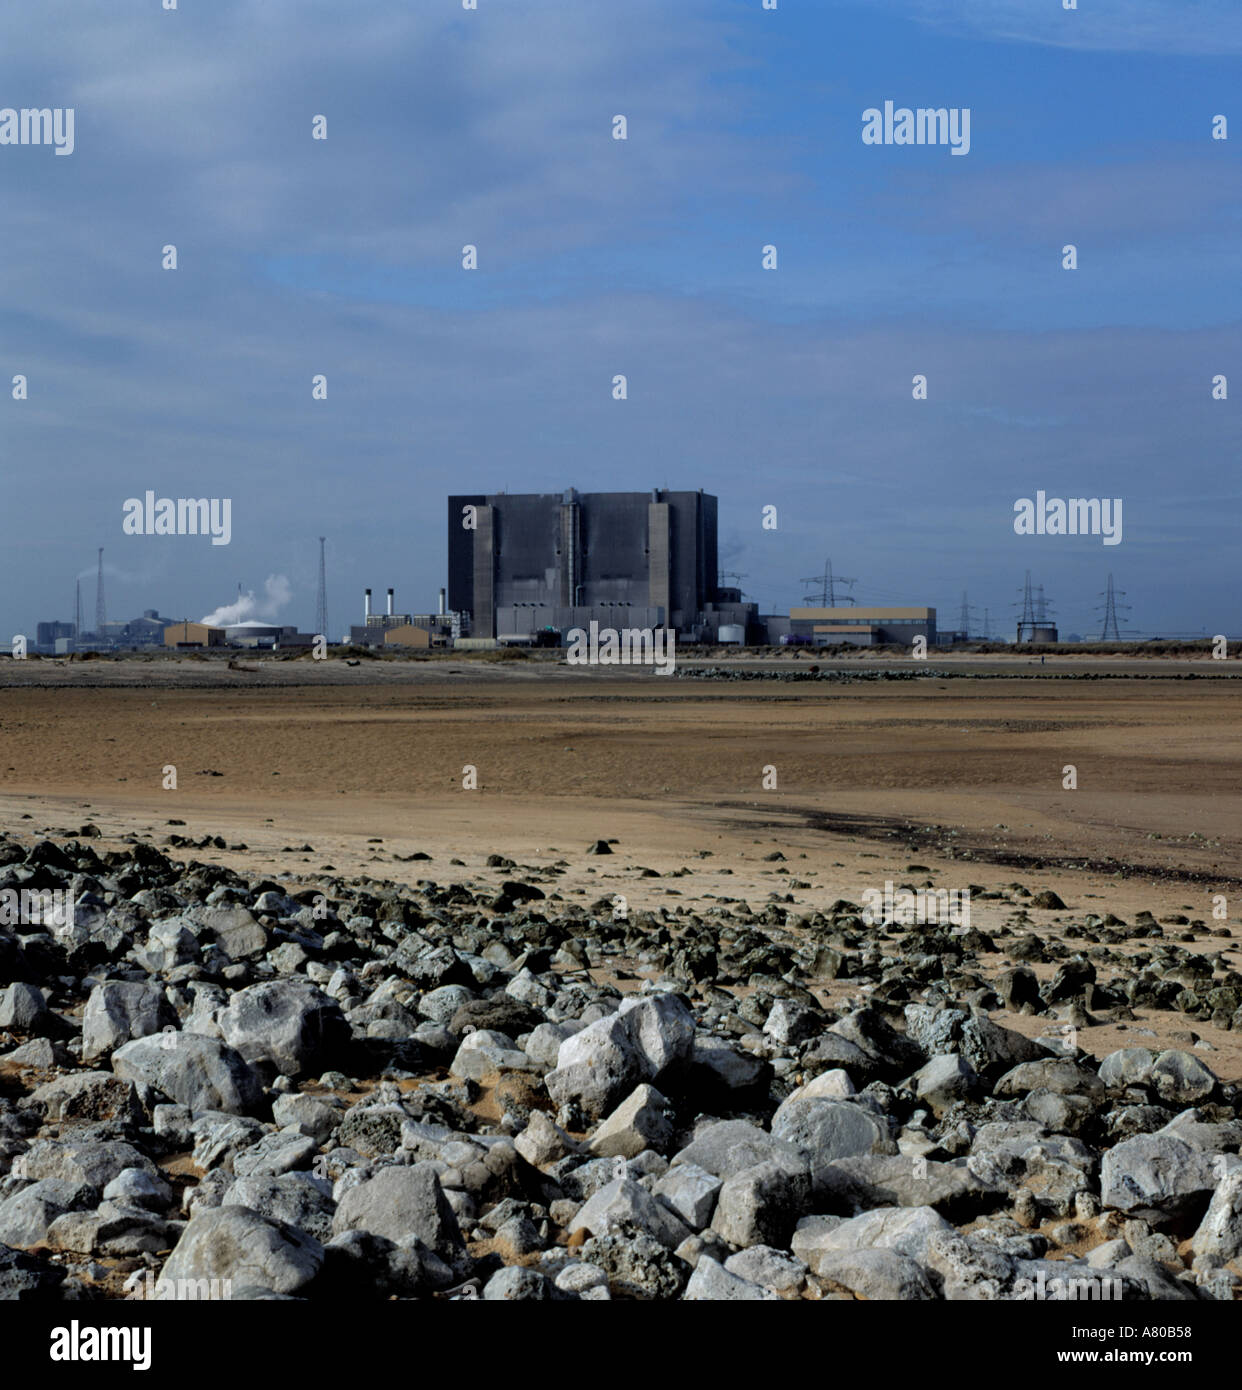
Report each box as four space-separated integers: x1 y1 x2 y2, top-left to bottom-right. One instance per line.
3 0 1239 639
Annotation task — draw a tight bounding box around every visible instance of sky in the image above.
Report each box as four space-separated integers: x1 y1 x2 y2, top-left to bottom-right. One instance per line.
2 0 1239 641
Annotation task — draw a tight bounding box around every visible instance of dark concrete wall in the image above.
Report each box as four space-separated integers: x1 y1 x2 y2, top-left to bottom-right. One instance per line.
448 489 718 636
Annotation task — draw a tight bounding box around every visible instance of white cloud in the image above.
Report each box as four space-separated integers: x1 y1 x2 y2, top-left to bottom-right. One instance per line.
872 0 1242 56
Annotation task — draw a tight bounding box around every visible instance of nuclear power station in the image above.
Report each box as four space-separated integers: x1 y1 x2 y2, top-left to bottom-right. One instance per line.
447 488 753 643
25 505 1147 654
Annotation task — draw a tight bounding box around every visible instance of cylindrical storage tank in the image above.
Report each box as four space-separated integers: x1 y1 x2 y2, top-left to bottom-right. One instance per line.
717 624 745 645
1030 624 1058 643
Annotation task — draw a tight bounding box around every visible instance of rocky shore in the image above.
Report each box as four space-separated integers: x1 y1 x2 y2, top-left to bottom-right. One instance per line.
1 829 1239 1301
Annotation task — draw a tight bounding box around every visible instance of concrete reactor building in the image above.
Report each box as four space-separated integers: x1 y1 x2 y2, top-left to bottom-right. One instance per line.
447 488 748 642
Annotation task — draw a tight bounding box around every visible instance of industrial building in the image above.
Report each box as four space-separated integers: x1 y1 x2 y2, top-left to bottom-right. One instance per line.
348 587 454 648
120 611 176 646
35 621 76 651
34 609 176 654
223 622 314 650
447 489 750 642
787 606 938 647
163 621 226 649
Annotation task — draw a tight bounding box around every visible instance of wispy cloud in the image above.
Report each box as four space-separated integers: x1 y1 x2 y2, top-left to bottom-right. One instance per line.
867 0 1242 56
1 0 1237 639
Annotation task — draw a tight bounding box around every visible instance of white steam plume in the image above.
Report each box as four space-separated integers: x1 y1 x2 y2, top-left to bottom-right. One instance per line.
200 574 292 627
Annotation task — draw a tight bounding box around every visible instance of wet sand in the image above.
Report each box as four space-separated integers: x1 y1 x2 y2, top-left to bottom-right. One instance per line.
2 656 1240 1076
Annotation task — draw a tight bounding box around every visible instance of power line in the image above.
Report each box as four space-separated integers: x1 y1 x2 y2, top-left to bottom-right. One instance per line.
1097 573 1130 640
800 557 856 607
1014 569 1055 640
958 589 976 637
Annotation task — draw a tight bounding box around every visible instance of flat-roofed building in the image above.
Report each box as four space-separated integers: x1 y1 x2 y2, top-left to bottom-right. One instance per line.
383 623 431 648
163 621 225 649
788 606 936 647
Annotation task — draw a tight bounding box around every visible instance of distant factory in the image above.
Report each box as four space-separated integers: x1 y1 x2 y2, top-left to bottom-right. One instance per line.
28 497 1049 656
346 587 454 649
447 488 752 644
35 610 176 655
161 620 316 651
784 606 938 648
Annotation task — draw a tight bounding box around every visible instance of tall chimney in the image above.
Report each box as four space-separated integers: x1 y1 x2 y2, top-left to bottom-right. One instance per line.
364 588 372 619
438 588 446 616
386 588 394 617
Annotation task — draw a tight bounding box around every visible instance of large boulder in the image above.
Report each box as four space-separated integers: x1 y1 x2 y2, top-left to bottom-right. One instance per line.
813 1248 937 1300
112 1032 265 1116
0 983 52 1035
136 918 198 974
1191 1172 1242 1262
674 1036 771 1103
589 1084 675 1160
907 1054 980 1115
1100 1134 1219 1222
569 1176 692 1250
957 1015 1049 1082
711 1160 810 1249
219 979 350 1079
23 1071 144 1126
1148 1051 1218 1106
82 981 177 1062
19 1139 158 1190
0 1244 64 1300
577 1230 688 1300
545 993 696 1120
332 1163 467 1273
795 1205 953 1266
1098 1048 1217 1105
770 1097 894 1168
821 1154 1004 1221
223 1174 336 1243
829 1008 924 1077
670 1120 807 1182
200 905 268 962
653 1163 721 1230
993 1059 1105 1100
231 1131 319 1180
683 1257 779 1301
0 1180 94 1249
1098 1048 1156 1089
160 1207 324 1297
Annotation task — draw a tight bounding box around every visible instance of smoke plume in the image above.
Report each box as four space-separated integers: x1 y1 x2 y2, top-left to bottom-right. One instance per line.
200 574 292 627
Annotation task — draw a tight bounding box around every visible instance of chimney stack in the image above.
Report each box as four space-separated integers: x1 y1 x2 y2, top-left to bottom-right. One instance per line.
438 588 446 616
364 588 372 619
386 588 394 617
